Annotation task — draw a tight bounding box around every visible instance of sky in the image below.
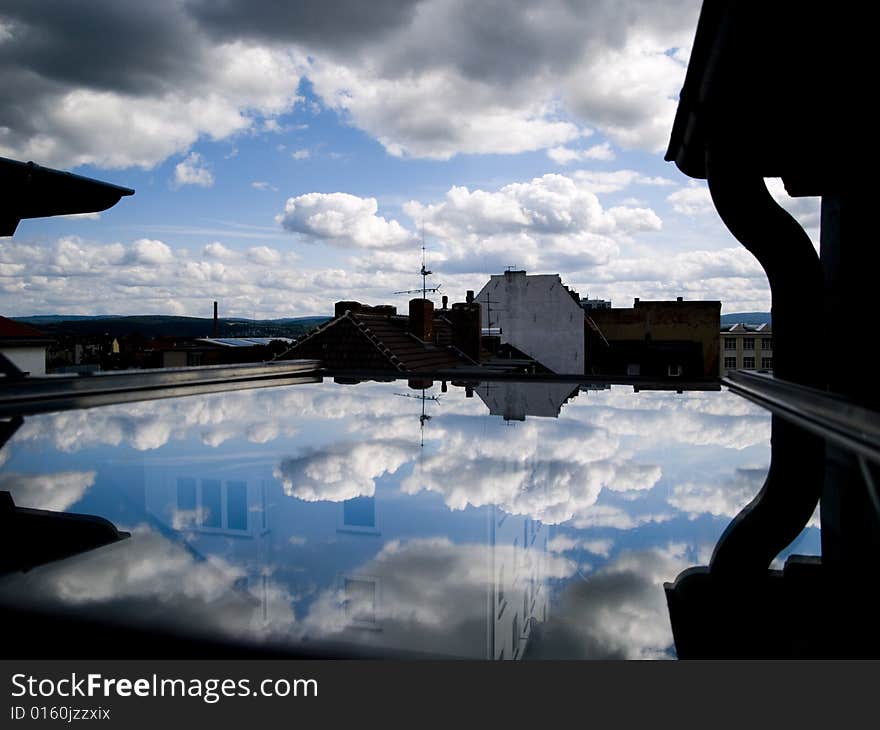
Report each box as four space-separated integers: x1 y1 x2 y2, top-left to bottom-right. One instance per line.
0 0 821 319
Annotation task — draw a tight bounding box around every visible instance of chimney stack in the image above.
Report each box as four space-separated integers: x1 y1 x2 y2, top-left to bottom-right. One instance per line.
450 300 481 362
409 298 434 341
213 301 218 337
442 295 448 310
466 290 474 303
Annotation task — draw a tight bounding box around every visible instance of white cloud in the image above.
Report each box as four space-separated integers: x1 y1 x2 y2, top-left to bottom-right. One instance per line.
0 471 96 511
403 173 662 274
547 142 616 164
277 192 418 249
251 181 278 192
274 441 412 502
291 148 310 160
172 152 214 188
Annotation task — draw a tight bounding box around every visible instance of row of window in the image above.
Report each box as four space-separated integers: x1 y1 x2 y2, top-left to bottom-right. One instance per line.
724 357 772 369
724 337 773 351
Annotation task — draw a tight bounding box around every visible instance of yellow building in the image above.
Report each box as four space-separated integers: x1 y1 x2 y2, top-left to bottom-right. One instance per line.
720 322 773 375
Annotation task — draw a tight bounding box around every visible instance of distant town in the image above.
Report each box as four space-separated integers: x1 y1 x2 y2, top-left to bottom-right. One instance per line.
2 270 771 381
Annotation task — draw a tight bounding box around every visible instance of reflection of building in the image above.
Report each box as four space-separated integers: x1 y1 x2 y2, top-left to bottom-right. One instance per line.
0 316 52 376
140 449 551 659
476 381 580 421
720 323 772 375
587 298 721 378
492 509 550 660
476 271 585 374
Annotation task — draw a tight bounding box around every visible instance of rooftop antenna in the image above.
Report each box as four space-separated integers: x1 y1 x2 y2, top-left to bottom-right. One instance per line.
394 225 442 299
393 388 441 448
480 292 506 332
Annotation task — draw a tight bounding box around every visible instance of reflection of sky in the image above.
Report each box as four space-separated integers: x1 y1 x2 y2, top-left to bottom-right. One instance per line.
0 380 819 659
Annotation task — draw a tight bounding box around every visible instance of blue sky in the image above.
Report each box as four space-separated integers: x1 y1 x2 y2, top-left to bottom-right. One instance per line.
0 1 820 318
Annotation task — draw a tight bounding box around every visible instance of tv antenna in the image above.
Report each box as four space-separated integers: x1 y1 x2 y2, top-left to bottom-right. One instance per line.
395 229 441 299
480 292 506 332
394 389 442 447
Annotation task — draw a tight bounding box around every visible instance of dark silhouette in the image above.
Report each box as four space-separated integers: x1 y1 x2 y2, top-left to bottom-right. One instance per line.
0 490 130 575
0 156 134 236
664 1 876 657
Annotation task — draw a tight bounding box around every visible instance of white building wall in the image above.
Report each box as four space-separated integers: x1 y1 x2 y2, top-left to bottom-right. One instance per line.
477 272 584 374
0 345 46 376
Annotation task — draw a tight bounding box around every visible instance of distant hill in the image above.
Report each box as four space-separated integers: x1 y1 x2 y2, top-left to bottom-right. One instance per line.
721 312 771 326
12 315 330 339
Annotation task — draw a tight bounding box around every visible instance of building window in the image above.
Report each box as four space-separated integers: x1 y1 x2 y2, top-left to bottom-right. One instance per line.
724 357 737 369
176 477 249 533
343 577 378 627
762 337 773 350
743 357 755 369
761 357 773 369
338 495 379 534
724 338 736 350
742 338 755 350
186 352 203 366
667 364 683 377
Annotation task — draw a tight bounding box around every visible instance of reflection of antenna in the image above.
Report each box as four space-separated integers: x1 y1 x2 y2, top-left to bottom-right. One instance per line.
393 389 441 448
394 231 441 299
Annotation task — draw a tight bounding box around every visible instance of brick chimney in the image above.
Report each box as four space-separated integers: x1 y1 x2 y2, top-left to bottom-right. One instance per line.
335 300 362 318
450 300 481 362
409 298 434 341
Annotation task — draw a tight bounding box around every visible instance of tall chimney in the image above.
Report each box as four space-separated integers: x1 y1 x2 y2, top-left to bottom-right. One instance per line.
409 298 434 341
451 300 481 362
213 301 218 337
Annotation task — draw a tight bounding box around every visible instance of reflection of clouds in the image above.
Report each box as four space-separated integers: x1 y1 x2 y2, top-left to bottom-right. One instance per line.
668 467 821 530
569 505 673 530
15 387 311 453
3 524 297 638
405 455 660 526
548 535 613 557
302 538 575 650
0 470 95 511
528 544 694 659
668 467 767 520
569 388 770 450
274 441 412 502
401 418 660 525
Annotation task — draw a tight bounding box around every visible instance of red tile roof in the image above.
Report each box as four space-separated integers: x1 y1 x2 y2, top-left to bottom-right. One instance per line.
286 312 468 372
0 316 48 339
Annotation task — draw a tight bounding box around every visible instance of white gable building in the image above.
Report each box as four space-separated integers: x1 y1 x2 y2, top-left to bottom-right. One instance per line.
476 271 585 374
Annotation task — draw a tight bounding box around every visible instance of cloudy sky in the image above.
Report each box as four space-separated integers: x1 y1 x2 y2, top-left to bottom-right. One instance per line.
0 0 820 318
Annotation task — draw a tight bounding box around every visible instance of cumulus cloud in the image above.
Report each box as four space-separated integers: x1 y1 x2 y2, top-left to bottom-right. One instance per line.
172 152 214 188
1 524 298 639
402 173 662 273
251 181 278 192
0 470 96 511
0 2 305 168
277 192 418 249
401 417 662 525
1 1 699 167
528 544 694 659
301 537 576 655
274 441 412 502
668 467 768 520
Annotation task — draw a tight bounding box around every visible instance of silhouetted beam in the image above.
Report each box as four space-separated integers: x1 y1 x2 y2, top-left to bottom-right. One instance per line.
0 157 134 236
0 491 130 575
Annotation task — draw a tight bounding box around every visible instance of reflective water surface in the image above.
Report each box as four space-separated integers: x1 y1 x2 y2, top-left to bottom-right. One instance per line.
0 379 819 659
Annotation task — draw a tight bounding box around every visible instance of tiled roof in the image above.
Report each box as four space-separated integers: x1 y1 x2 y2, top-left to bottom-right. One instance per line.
285 312 468 372
0 316 49 339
